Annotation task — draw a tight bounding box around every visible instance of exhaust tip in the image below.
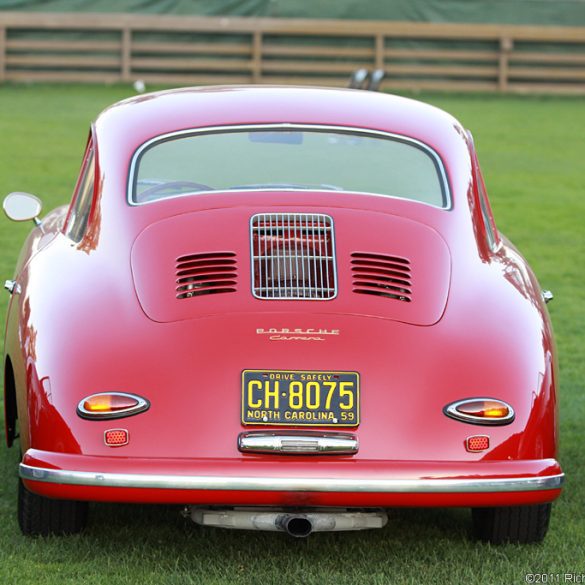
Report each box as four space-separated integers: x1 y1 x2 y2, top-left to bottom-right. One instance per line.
281 515 313 538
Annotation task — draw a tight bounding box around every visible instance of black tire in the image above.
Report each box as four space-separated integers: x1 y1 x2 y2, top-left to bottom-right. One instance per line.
472 503 551 544
18 478 88 536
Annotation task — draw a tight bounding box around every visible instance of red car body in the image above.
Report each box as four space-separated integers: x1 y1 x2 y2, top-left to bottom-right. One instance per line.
3 86 562 541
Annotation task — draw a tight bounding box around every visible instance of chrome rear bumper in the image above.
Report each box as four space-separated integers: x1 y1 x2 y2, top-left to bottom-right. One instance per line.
20 463 564 493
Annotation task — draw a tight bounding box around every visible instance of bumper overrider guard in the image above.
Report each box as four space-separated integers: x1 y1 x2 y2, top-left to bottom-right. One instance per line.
20 450 563 506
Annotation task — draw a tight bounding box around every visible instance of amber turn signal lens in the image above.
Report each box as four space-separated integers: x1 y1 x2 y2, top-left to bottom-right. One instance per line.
83 394 138 413
77 392 150 420
457 400 509 419
444 398 514 425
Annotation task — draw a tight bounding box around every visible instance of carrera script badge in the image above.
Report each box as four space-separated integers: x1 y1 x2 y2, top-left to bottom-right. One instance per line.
256 328 340 341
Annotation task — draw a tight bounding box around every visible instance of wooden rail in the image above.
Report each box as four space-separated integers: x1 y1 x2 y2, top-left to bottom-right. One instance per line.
0 12 584 94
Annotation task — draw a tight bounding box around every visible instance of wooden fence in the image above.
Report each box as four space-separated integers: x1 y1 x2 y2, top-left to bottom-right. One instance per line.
0 12 584 94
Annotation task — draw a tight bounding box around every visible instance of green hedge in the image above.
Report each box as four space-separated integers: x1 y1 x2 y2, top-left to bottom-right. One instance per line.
0 0 584 26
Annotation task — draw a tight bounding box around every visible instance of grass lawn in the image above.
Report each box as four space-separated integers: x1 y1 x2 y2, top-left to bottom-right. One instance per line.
0 84 584 584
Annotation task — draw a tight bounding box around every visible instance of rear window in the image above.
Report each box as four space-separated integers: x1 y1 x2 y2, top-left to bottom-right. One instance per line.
130 126 448 207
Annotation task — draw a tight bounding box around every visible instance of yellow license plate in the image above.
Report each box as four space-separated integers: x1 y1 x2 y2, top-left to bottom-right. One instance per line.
242 370 360 427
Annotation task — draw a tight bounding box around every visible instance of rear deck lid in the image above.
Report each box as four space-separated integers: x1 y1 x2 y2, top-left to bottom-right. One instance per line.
131 206 451 325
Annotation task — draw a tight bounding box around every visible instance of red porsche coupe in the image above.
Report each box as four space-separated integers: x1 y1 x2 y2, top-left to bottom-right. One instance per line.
2 86 562 542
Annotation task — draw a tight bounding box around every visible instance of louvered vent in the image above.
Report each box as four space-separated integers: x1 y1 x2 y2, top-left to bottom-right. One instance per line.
251 213 337 300
351 252 412 302
176 252 237 299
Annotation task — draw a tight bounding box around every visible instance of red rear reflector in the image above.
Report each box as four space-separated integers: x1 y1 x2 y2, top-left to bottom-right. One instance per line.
466 435 490 452
104 429 129 447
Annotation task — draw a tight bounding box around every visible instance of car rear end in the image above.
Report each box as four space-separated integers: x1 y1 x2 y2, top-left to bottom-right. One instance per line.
15 89 563 542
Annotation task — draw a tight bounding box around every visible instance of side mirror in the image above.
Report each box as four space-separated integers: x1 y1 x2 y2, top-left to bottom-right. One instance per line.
3 192 42 224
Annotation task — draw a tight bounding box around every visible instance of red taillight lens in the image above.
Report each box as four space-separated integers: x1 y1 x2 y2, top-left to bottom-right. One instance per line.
77 392 149 420
104 429 129 447
466 435 490 452
457 400 510 419
444 398 514 425
83 394 137 413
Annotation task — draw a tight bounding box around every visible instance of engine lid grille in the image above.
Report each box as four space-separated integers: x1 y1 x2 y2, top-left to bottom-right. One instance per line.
176 252 237 299
351 252 412 302
251 213 337 300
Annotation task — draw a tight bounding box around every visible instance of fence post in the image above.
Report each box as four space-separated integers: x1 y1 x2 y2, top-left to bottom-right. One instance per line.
121 28 132 82
252 30 263 83
375 33 385 70
0 27 6 82
498 37 513 92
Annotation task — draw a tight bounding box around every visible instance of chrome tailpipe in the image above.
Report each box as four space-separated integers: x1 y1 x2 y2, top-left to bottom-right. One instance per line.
187 507 388 537
277 514 314 538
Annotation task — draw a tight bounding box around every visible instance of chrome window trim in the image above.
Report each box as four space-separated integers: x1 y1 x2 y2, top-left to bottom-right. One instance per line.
20 463 563 493
65 147 95 243
127 123 452 209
